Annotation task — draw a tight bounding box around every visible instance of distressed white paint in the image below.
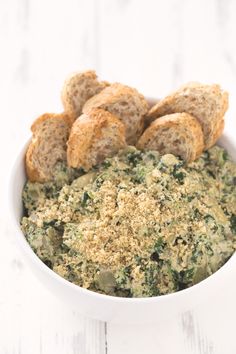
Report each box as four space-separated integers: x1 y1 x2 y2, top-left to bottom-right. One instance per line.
0 1 106 354
1 0 236 353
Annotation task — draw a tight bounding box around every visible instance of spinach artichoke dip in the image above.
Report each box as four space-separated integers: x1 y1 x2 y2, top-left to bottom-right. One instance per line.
21 146 236 297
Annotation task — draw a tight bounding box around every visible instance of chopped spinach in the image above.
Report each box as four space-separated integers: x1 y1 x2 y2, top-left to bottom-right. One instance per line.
81 191 92 206
230 214 236 233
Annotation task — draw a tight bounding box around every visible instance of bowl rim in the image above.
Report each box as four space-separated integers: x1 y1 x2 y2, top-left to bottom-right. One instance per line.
9 135 236 305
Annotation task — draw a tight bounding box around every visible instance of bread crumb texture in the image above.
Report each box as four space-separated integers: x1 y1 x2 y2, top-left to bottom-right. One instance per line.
83 83 149 145
137 112 204 162
22 146 236 297
147 82 228 149
67 108 127 170
61 70 108 118
26 113 73 183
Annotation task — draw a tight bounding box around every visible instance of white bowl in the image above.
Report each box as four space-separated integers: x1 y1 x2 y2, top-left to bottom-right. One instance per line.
9 134 236 324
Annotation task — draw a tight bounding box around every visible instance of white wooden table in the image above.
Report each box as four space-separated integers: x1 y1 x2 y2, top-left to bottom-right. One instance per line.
1 1 236 353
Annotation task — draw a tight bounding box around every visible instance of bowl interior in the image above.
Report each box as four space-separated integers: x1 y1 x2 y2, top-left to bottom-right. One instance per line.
9 134 236 323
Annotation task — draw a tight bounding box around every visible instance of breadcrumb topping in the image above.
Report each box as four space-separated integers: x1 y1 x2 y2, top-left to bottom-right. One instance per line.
21 146 236 297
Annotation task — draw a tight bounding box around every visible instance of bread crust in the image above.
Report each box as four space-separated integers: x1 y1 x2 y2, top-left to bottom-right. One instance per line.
147 82 228 149
137 112 204 162
211 119 225 146
83 83 149 145
67 108 127 170
61 70 108 118
26 144 41 182
31 112 74 132
26 112 72 182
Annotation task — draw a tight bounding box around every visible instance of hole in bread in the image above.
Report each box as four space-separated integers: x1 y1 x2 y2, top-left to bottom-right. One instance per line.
120 101 129 107
173 139 181 146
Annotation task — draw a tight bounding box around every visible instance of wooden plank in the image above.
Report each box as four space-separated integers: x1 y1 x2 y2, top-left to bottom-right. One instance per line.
106 295 236 354
98 0 185 97
2 0 236 353
99 0 236 352
98 0 236 108
0 1 107 353
0 221 107 354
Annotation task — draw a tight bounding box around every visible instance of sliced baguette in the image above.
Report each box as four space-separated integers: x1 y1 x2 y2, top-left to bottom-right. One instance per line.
26 113 73 182
147 82 228 149
137 112 204 162
61 70 109 118
82 83 149 145
211 118 225 146
67 108 127 171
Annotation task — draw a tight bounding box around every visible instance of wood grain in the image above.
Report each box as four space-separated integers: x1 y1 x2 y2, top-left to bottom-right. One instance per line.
0 1 106 353
1 0 236 353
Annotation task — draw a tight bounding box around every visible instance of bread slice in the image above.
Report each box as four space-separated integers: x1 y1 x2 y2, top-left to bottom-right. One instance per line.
137 112 204 162
67 108 127 170
61 70 109 118
82 83 149 145
147 82 228 149
26 113 73 182
211 118 225 146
